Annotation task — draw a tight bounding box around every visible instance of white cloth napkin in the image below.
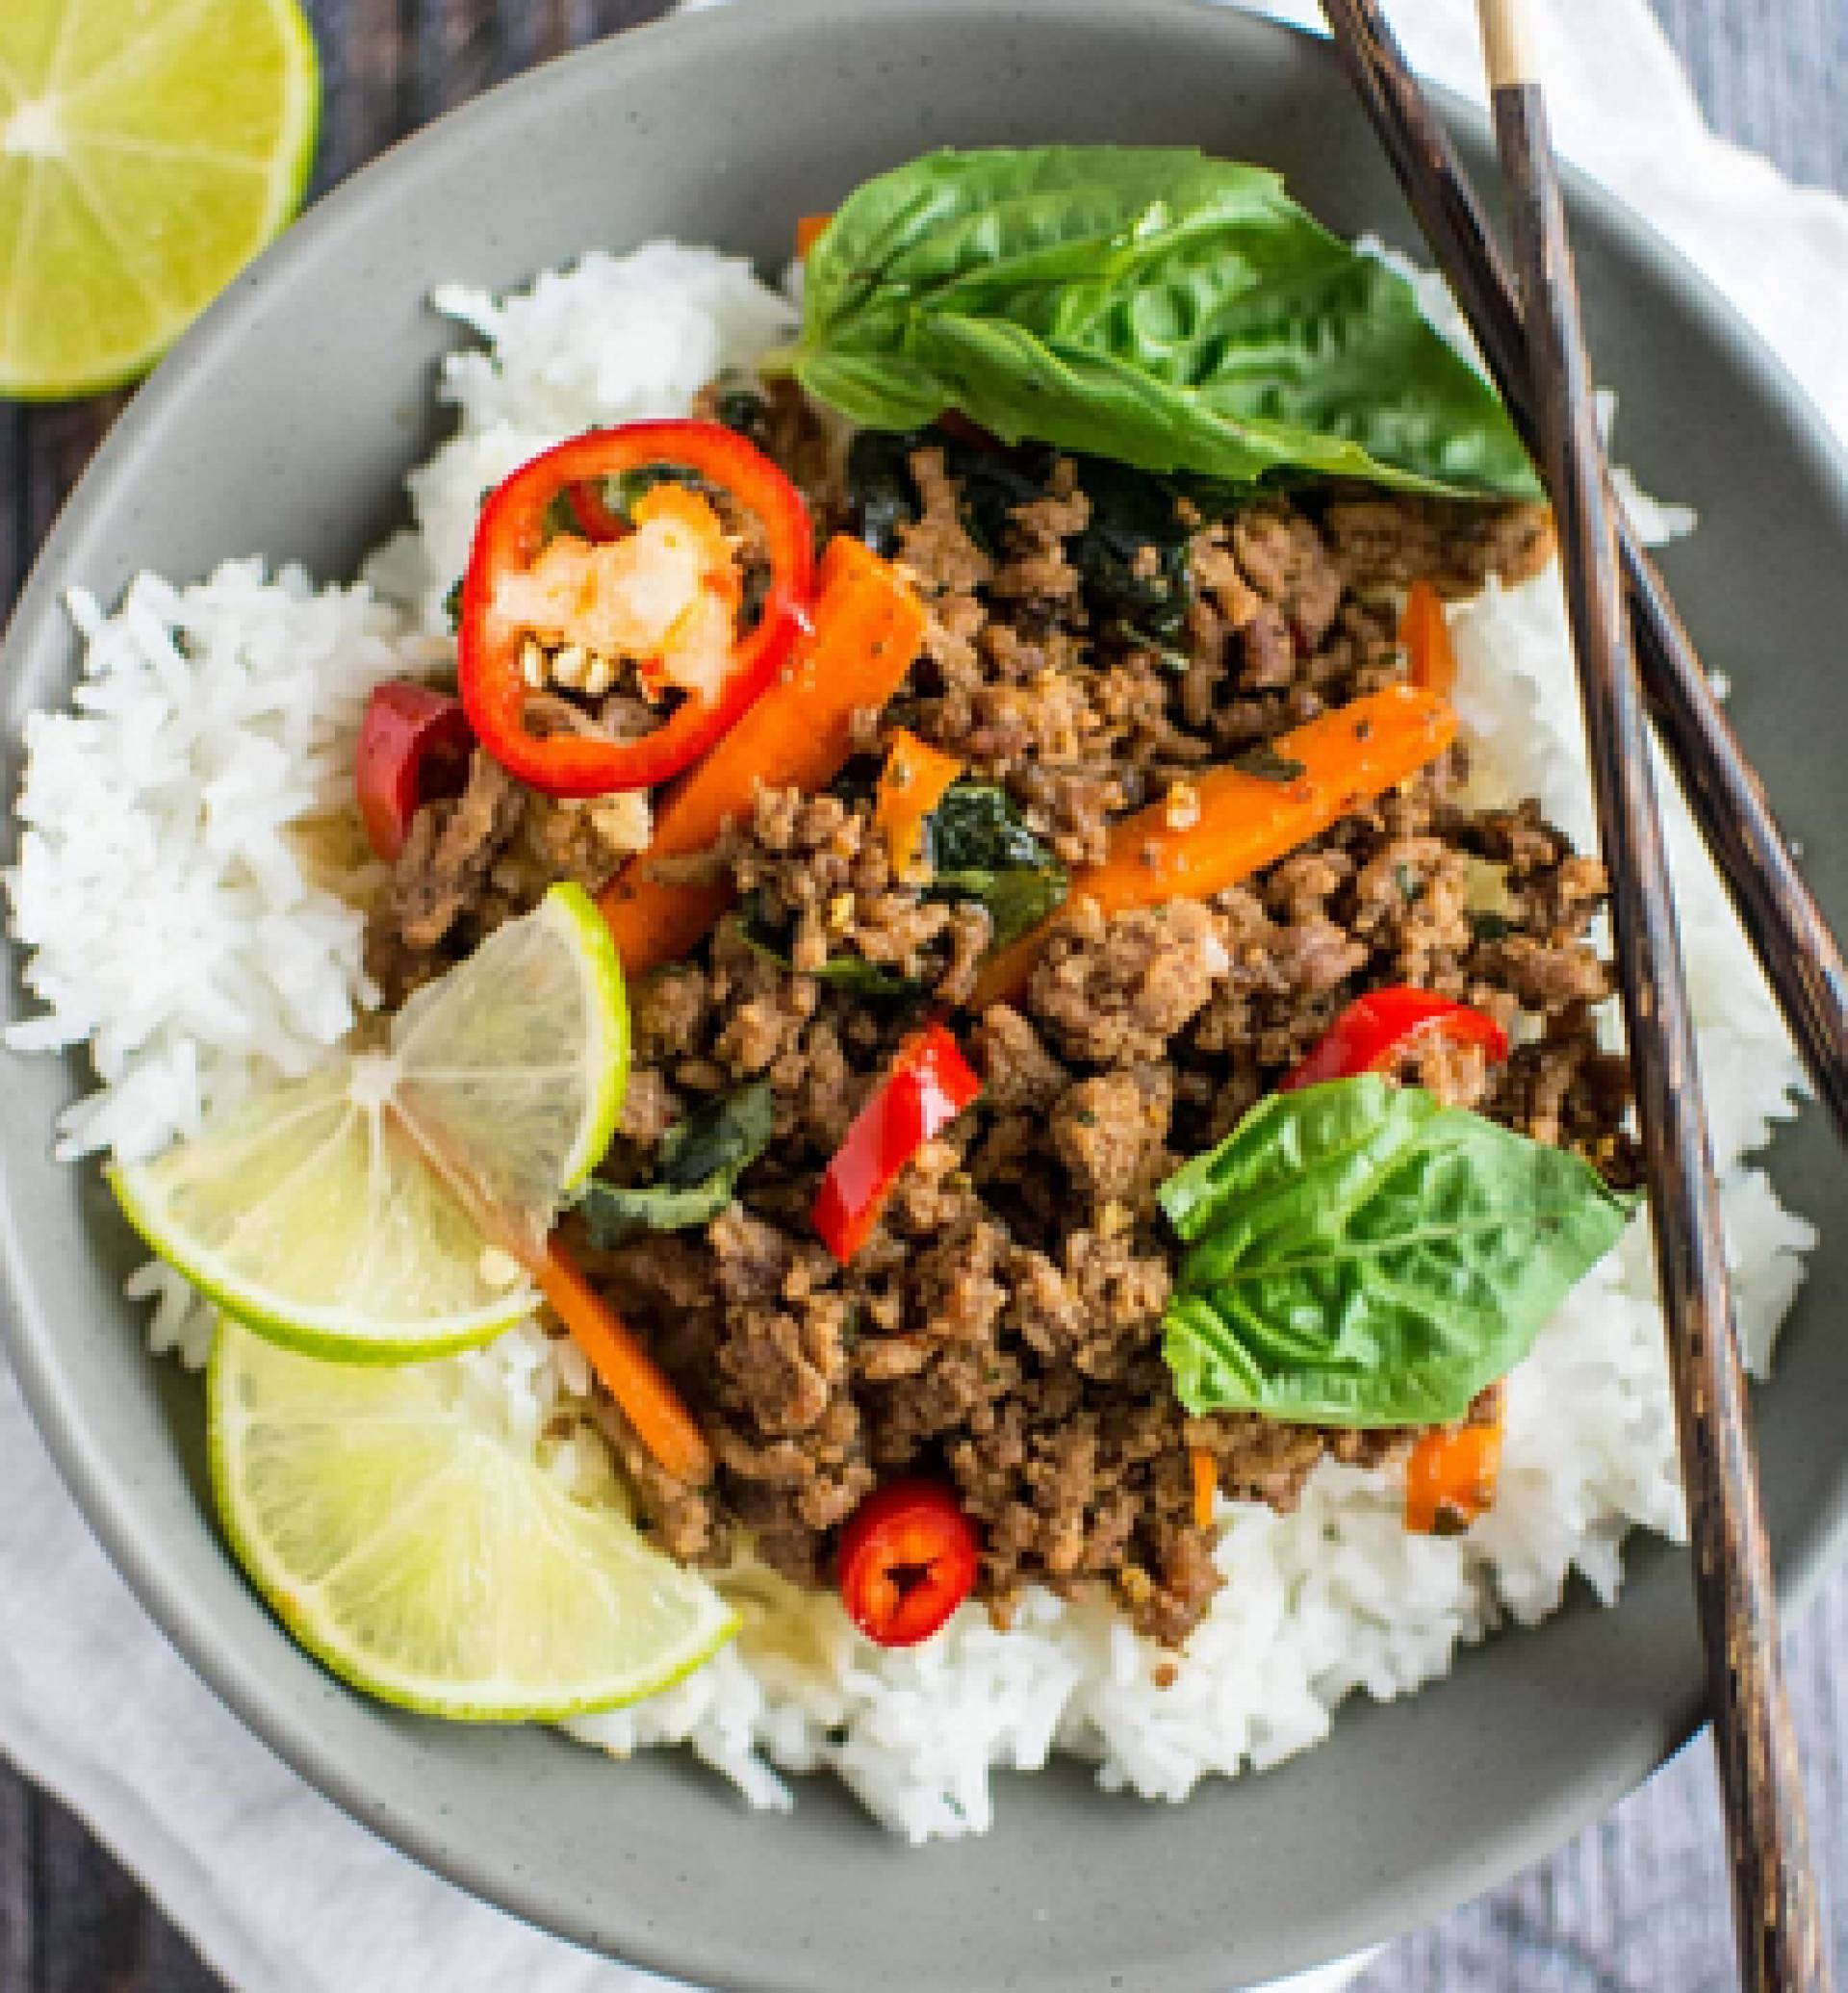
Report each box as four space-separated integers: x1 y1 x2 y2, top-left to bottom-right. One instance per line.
5 4 1844 1991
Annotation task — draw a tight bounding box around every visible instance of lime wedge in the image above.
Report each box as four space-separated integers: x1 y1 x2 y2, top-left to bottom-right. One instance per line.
210 1318 738 1719
111 884 629 1360
0 0 321 399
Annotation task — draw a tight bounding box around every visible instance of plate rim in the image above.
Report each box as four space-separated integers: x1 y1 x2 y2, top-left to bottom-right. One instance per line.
3 3 1845 1986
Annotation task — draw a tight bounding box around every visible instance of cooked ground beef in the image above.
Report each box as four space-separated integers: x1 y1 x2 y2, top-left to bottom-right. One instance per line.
372 419 1632 1646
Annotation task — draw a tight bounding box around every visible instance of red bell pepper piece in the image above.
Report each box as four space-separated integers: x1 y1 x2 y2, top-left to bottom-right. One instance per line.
458 420 815 797
837 1478 980 1648
353 680 475 861
811 1023 982 1264
1280 986 1510 1092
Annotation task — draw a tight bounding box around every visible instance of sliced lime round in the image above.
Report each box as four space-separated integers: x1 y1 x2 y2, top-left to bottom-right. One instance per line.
0 0 321 398
210 1319 738 1719
111 884 628 1359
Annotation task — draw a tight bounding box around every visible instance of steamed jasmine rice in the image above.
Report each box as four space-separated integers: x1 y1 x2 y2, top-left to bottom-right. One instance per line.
5 236 1813 1843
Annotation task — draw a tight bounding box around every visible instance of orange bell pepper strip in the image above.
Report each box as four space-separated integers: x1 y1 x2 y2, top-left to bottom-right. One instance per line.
1403 1415 1503 1535
872 728 963 883
1190 1446 1218 1531
536 1239 714 1487
970 683 1457 1008
796 213 833 259
1399 578 1458 698
599 536 928 978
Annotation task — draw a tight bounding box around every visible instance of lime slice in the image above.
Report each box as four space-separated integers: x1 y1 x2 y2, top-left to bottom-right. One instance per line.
0 0 321 399
395 874 629 1214
210 1318 738 1719
111 884 629 1360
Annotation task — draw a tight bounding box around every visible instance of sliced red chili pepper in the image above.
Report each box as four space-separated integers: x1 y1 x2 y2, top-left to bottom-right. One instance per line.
1280 986 1510 1092
458 420 814 798
837 1478 979 1648
811 1023 982 1264
354 680 474 861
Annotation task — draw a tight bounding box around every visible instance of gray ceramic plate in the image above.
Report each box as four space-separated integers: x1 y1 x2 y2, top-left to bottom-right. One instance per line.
4 4 1845 1989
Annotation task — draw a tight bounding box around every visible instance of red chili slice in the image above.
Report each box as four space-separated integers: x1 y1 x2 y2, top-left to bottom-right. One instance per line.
354 680 475 861
837 1478 980 1648
1280 986 1511 1092
811 1023 982 1265
458 420 815 798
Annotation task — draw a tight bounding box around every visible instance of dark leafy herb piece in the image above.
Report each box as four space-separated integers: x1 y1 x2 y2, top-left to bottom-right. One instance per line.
736 904 921 997
575 1083 776 1247
1158 1076 1633 1428
1470 910 1514 943
1229 744 1309 783
777 146 1538 500
924 781 1068 949
1067 455 1194 647
845 426 1204 647
844 428 924 557
540 487 580 540
442 576 463 632
599 462 724 523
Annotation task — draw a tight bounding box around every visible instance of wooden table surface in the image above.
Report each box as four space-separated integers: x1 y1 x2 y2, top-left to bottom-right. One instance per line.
2 2 1843 1988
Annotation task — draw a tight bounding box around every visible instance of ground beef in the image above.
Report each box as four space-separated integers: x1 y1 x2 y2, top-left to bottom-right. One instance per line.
1030 900 1227 1066
364 421 1631 1647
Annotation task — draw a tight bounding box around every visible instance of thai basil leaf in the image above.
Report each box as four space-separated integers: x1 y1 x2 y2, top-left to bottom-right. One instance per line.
576 1083 776 1246
1069 456 1195 645
1158 1076 1632 1428
735 905 920 997
845 429 925 558
924 782 1068 949
846 428 1200 646
782 147 1538 500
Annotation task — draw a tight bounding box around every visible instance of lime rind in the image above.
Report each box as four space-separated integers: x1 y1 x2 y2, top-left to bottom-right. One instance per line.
208 1321 740 1720
109 1155 536 1366
546 882 629 1188
0 0 322 400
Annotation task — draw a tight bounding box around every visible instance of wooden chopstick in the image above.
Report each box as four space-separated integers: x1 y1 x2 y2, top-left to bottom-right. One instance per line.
1467 6 1828 1988
1318 0 1848 1152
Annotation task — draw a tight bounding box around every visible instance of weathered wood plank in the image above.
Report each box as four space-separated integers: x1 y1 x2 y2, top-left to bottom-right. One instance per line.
30 1789 155 1993
0 1761 31 1992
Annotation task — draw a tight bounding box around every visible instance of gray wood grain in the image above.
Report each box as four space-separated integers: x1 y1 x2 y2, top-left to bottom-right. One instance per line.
0 1763 31 1991
1 2 1843 1989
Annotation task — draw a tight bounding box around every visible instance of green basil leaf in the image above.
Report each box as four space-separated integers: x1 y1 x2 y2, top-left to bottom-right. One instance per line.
1158 1076 1632 1428
783 146 1538 501
576 1083 776 1246
924 781 1068 950
655 1080 776 1189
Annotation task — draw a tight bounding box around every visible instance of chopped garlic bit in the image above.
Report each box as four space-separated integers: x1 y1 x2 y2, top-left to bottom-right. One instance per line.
1164 780 1201 831
574 789 654 856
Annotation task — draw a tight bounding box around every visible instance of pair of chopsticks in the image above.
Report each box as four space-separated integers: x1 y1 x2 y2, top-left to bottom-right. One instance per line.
1317 4 1835 1990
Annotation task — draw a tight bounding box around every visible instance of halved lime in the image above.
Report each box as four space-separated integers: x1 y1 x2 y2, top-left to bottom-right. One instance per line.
210 1319 738 1719
111 884 629 1360
0 0 321 399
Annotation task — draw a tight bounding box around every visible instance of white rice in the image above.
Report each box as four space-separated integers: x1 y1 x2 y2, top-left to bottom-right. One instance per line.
4 243 1815 1842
